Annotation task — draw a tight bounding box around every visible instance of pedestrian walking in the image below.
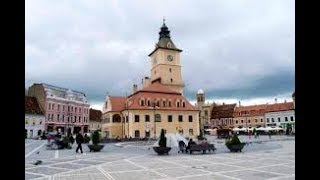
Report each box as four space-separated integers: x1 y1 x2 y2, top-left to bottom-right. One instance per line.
76 132 84 153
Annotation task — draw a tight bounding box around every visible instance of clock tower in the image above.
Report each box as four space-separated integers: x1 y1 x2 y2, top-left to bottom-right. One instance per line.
148 20 184 94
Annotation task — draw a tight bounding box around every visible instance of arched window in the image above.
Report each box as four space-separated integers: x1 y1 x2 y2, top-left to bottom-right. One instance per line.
182 102 186 107
168 101 171 107
147 99 151 106
140 99 144 106
177 101 180 107
162 100 166 107
112 114 121 123
170 78 173 83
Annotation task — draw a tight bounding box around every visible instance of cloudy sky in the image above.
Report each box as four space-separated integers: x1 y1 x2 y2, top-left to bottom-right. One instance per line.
26 0 295 110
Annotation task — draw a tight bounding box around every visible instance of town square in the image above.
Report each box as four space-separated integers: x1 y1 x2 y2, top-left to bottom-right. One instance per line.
26 1 294 179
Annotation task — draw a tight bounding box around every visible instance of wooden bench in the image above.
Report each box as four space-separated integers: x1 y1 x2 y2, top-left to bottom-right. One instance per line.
189 143 216 154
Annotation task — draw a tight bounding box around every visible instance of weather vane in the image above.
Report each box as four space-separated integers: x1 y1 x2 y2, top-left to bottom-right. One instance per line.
163 16 165 24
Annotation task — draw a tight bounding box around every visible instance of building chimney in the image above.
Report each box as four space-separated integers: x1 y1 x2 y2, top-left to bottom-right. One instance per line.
238 101 241 107
132 84 138 93
143 77 151 88
275 98 277 104
284 99 287 103
222 102 225 105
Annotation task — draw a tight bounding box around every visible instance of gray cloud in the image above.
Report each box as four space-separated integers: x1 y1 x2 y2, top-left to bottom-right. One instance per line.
26 0 294 106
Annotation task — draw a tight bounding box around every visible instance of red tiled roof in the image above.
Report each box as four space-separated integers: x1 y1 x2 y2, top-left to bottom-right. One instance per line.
211 104 236 119
265 102 294 113
89 108 102 122
129 81 181 96
234 104 267 117
107 82 198 112
108 96 127 112
25 96 44 115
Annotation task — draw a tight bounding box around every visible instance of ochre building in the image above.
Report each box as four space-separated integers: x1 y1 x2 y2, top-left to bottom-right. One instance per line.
102 21 200 139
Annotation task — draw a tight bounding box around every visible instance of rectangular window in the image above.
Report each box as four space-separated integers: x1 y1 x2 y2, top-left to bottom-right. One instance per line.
267 118 269 123
178 115 183 122
168 115 172 122
75 116 77 122
135 115 140 122
272 118 274 122
189 129 194 136
58 105 60 111
261 119 263 122
68 106 70 111
52 104 55 110
255 119 257 123
57 114 60 122
188 115 193 122
290 116 294 121
79 108 81 112
169 101 171 107
163 101 166 107
48 103 51 110
62 115 64 122
79 116 81 122
204 110 208 116
278 117 281 122
145 115 150 122
71 107 73 112
248 120 250 123
285 117 288 121
47 114 50 120
75 107 77 112
63 105 65 111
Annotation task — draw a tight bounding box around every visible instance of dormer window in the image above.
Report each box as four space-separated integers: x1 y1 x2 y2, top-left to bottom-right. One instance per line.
167 42 171 48
162 100 166 107
182 102 186 107
177 101 180 107
168 100 171 107
140 99 145 106
147 99 151 106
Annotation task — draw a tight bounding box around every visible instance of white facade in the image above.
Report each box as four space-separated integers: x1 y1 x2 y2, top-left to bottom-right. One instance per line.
265 110 295 132
25 114 45 138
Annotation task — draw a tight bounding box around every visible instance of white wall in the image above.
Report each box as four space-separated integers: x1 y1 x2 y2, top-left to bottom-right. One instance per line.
25 114 45 138
265 110 295 129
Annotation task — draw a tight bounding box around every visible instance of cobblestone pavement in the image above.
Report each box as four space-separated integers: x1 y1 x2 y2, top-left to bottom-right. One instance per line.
25 136 295 180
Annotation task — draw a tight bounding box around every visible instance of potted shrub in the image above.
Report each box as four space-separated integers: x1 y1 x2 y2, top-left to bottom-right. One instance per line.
87 130 104 152
153 129 171 155
225 133 246 152
197 130 204 141
84 134 90 143
62 136 72 149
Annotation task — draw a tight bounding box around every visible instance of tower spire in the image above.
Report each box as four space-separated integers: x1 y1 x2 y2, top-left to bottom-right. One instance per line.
163 16 165 25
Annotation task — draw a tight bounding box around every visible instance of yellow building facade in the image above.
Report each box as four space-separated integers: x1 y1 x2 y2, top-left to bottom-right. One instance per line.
102 21 200 139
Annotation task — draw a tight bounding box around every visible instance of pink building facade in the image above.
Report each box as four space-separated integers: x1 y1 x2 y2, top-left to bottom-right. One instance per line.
28 83 90 134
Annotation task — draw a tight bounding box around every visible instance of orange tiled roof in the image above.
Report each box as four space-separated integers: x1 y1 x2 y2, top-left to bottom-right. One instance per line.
130 81 181 96
211 104 236 119
108 96 127 112
265 102 294 113
89 108 102 122
107 82 198 112
234 104 267 117
25 96 44 115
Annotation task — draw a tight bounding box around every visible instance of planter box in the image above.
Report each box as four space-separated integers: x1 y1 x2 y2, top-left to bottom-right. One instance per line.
226 143 246 152
153 147 171 155
87 144 104 152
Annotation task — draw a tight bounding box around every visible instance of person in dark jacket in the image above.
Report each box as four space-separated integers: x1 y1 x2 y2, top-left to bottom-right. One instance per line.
75 132 84 153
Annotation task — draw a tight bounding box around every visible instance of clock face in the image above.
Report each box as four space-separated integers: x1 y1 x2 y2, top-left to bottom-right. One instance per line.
167 55 173 61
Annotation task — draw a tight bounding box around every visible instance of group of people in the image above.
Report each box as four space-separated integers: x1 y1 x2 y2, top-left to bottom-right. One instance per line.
46 131 85 153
